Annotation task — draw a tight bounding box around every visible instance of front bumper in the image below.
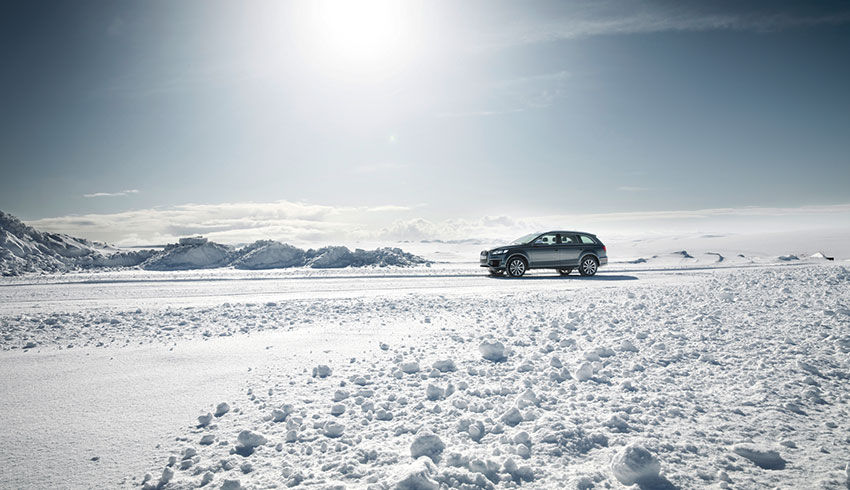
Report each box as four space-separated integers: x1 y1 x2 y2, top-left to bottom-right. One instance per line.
480 252 505 269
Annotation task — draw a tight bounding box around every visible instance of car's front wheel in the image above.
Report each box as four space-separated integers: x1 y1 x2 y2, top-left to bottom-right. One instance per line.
506 257 527 277
579 256 598 276
558 268 573 276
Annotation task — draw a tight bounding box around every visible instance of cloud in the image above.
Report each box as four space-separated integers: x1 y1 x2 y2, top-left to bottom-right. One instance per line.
24 199 850 247
26 200 417 246
83 189 140 198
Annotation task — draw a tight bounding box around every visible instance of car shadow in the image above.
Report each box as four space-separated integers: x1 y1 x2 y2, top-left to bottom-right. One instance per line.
490 274 638 281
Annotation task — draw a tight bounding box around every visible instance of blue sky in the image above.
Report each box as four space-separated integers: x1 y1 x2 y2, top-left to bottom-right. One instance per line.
1 1 849 244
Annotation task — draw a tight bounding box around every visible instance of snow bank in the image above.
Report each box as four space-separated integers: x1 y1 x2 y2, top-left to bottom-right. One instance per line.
0 210 429 275
305 246 427 268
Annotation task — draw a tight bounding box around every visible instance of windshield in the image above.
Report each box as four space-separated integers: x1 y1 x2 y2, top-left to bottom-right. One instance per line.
510 233 539 245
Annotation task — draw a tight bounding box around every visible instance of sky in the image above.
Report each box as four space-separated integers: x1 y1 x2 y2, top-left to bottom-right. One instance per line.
1 0 849 245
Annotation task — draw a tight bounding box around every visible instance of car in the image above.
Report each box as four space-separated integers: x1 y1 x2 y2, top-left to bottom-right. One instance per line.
480 231 608 277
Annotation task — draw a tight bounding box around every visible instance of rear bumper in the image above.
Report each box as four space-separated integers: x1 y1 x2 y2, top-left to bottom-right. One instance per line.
599 256 608 266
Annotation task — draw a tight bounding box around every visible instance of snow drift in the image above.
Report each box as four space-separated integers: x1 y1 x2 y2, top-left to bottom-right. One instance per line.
0 210 428 275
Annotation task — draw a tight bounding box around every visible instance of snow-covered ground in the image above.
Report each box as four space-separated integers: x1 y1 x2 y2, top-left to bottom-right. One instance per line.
1 258 849 489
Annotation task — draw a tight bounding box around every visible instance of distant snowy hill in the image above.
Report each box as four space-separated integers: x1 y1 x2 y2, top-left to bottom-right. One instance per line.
0 211 428 276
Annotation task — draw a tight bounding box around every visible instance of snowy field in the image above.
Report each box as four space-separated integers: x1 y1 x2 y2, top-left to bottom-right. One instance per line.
2 259 849 490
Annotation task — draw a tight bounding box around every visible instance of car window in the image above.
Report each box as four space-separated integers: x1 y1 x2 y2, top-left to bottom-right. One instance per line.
533 233 558 245
559 234 578 244
511 233 539 245
579 235 596 245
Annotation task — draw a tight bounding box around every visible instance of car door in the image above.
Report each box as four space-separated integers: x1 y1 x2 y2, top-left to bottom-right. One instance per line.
527 233 559 267
558 234 582 266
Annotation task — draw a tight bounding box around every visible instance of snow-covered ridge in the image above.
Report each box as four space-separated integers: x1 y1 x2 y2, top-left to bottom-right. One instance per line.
0 211 428 276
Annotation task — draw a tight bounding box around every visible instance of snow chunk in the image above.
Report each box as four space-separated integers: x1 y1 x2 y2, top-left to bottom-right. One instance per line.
410 432 445 463
215 402 231 417
426 384 445 401
479 340 506 362
197 412 213 427
312 364 332 378
432 359 457 372
396 457 439 490
618 339 638 352
733 444 787 470
236 430 267 449
323 421 345 438
500 407 523 427
400 362 421 374
220 479 242 490
575 362 594 382
611 444 661 485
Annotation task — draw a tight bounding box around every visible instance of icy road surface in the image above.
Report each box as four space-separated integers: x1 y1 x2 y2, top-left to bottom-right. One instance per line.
1 263 849 489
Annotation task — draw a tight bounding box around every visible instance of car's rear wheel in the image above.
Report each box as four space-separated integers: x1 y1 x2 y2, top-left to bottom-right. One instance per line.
579 256 598 276
558 268 573 276
488 268 504 276
506 257 527 277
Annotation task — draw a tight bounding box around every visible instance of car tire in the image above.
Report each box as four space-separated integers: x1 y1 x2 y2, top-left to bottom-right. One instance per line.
506 257 527 277
558 268 573 276
579 256 598 276
488 268 504 276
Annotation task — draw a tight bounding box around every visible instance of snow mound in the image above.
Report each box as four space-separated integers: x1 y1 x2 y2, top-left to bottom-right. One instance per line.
611 443 661 485
0 210 151 275
231 241 305 269
141 240 233 270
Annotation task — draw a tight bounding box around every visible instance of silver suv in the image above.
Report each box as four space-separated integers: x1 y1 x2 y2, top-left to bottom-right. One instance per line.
480 231 608 277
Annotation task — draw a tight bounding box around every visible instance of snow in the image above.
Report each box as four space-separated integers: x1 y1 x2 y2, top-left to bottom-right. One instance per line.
1 233 850 489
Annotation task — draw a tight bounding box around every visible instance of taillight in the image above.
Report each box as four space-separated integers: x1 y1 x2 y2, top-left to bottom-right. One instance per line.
603 245 607 252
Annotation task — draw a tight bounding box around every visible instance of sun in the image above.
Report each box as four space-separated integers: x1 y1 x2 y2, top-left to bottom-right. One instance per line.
301 0 415 76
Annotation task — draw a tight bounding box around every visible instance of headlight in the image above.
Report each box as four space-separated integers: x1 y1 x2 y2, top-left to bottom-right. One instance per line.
491 249 507 255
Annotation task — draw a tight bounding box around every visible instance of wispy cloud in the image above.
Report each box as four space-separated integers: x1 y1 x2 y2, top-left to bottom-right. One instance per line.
484 4 850 49
83 189 140 198
438 70 571 118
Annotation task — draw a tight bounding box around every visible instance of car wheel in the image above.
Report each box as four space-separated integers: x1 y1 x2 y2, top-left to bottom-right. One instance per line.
579 256 598 276
506 257 527 277
558 268 573 276
488 268 504 276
